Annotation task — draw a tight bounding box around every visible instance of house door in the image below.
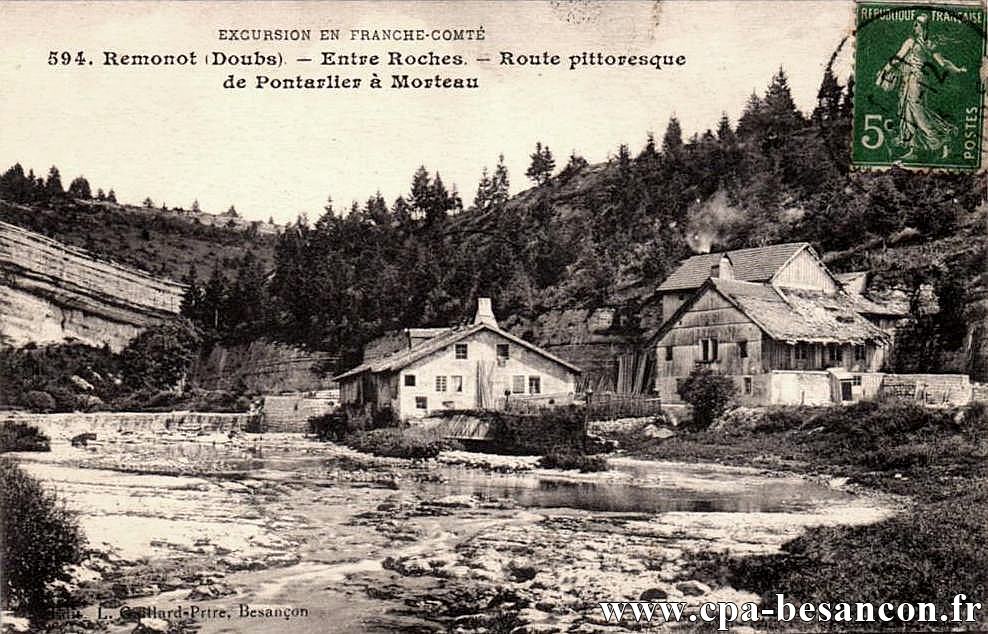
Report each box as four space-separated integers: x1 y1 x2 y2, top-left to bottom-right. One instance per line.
840 380 853 402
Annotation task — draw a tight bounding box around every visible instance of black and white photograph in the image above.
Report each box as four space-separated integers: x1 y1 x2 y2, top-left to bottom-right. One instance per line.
0 1 986 632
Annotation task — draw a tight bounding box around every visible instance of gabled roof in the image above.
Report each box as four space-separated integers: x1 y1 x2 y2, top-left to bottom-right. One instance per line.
650 278 891 347
334 322 581 381
657 243 810 292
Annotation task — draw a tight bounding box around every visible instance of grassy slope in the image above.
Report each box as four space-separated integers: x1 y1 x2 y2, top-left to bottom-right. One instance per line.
613 402 988 630
0 198 276 282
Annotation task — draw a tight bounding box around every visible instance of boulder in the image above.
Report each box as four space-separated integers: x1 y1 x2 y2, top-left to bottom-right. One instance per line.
639 587 669 601
643 425 676 440
134 617 170 633
676 580 712 596
431 494 478 509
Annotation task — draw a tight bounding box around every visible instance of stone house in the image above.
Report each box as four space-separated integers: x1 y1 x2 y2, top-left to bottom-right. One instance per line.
650 243 909 405
334 299 581 419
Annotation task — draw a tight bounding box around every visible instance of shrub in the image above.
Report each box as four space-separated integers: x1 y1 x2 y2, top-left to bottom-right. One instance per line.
539 450 610 472
0 423 50 453
339 404 400 436
308 412 347 440
677 367 737 429
0 457 85 611
346 427 457 460
489 406 589 454
24 390 56 413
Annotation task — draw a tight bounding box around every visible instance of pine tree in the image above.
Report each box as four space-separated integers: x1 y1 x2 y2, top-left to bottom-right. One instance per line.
67 176 91 199
617 143 632 174
0 163 32 202
762 67 804 133
45 166 64 197
143 197 154 208
638 132 659 161
96 188 106 201
410 165 432 219
812 64 843 124
107 189 117 203
661 117 683 156
736 92 764 138
525 142 555 185
191 199 201 213
473 166 494 211
716 113 736 144
491 154 510 207
226 205 239 218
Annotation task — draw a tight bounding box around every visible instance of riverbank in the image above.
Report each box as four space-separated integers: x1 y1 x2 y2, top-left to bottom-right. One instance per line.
3 419 898 633
614 401 988 630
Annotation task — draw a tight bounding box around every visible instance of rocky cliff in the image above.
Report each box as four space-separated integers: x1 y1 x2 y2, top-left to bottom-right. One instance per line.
0 220 186 351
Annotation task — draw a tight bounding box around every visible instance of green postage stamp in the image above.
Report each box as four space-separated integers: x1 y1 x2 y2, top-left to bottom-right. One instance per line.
852 2 986 170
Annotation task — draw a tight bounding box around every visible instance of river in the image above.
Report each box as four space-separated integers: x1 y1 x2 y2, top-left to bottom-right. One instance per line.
10 431 893 633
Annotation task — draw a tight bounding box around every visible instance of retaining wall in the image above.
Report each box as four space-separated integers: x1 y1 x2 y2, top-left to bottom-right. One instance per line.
0 410 258 440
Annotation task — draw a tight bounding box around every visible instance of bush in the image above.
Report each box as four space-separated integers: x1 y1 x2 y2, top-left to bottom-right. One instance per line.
24 390 56 413
0 423 50 453
677 367 737 429
346 427 458 460
308 412 347 440
0 457 85 611
687 490 988 630
489 406 589 454
539 450 609 472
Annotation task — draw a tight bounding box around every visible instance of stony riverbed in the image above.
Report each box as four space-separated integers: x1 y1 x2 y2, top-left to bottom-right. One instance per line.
6 427 896 633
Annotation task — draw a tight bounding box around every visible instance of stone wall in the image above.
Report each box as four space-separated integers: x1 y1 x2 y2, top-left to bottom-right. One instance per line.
879 373 972 406
0 410 258 440
193 340 339 395
261 391 340 432
0 221 186 351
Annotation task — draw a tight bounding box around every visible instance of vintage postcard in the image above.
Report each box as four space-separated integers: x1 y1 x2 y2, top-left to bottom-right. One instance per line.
1 1 986 633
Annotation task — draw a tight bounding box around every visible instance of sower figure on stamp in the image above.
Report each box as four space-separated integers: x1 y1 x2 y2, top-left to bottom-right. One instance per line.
876 13 967 160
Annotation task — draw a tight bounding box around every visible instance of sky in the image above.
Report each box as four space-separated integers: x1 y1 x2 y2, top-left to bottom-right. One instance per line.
0 1 856 223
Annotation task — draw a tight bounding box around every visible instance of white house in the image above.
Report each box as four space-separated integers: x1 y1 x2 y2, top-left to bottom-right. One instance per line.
334 298 581 419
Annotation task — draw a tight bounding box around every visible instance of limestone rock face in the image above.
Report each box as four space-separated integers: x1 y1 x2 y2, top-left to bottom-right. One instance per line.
0 221 185 351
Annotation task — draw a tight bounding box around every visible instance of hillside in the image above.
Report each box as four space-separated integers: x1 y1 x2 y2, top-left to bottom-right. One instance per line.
1 67 985 387
0 197 276 283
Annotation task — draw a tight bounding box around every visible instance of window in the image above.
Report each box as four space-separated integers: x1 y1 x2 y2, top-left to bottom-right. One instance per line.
528 376 541 394
435 375 447 392
795 343 809 360
738 340 748 359
852 375 862 386
512 375 525 394
454 343 468 359
828 344 843 365
404 374 416 387
744 377 752 395
665 346 673 361
451 375 463 392
700 338 719 362
415 396 428 409
854 345 866 361
496 344 510 359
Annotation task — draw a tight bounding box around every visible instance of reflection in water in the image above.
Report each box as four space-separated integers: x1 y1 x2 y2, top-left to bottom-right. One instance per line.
411 471 848 514
108 441 850 515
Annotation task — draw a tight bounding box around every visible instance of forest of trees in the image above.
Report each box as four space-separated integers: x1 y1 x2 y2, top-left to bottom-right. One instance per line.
176 62 982 373
0 164 115 205
2 60 977 375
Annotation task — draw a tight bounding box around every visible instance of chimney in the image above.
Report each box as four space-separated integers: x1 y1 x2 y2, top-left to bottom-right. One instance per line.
473 297 498 327
710 255 733 280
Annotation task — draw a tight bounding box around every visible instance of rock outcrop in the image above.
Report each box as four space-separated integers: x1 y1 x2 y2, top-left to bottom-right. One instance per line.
0 221 185 351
